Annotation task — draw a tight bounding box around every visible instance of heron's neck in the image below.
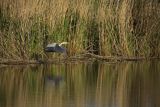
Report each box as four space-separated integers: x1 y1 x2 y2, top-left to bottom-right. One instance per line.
59 42 68 46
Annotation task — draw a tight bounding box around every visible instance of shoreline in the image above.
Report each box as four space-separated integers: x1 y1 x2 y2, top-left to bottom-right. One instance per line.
0 53 160 65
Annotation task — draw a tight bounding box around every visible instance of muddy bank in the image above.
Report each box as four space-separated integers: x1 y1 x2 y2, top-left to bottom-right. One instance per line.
0 53 159 65
0 55 93 65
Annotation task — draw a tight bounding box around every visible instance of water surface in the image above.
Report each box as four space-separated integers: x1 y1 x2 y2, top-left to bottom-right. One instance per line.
0 61 160 107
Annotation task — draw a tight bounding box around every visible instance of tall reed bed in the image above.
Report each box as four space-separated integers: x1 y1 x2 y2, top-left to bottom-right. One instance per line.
0 0 160 60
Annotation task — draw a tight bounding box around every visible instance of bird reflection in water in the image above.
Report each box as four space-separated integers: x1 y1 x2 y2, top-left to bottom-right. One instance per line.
44 75 64 88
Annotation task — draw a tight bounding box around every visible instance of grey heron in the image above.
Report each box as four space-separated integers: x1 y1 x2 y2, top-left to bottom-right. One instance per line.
44 42 68 55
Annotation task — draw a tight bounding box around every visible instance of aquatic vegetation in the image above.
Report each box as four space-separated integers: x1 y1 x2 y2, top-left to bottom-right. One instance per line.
0 0 160 60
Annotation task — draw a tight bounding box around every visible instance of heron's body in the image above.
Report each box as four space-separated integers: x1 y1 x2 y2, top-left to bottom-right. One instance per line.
44 42 68 55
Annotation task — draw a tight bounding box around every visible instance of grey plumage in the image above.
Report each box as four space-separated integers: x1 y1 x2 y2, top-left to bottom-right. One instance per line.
44 42 68 54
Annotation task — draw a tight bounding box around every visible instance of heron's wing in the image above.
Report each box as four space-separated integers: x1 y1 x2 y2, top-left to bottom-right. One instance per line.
55 45 66 53
46 43 58 47
45 43 66 53
45 43 58 52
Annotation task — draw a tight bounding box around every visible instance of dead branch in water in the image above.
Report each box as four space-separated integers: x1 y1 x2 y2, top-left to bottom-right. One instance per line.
84 53 159 61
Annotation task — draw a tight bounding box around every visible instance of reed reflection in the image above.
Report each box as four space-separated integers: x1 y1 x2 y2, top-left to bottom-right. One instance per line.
0 61 159 107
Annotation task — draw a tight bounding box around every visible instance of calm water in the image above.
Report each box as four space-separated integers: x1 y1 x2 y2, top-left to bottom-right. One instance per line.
0 61 160 107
